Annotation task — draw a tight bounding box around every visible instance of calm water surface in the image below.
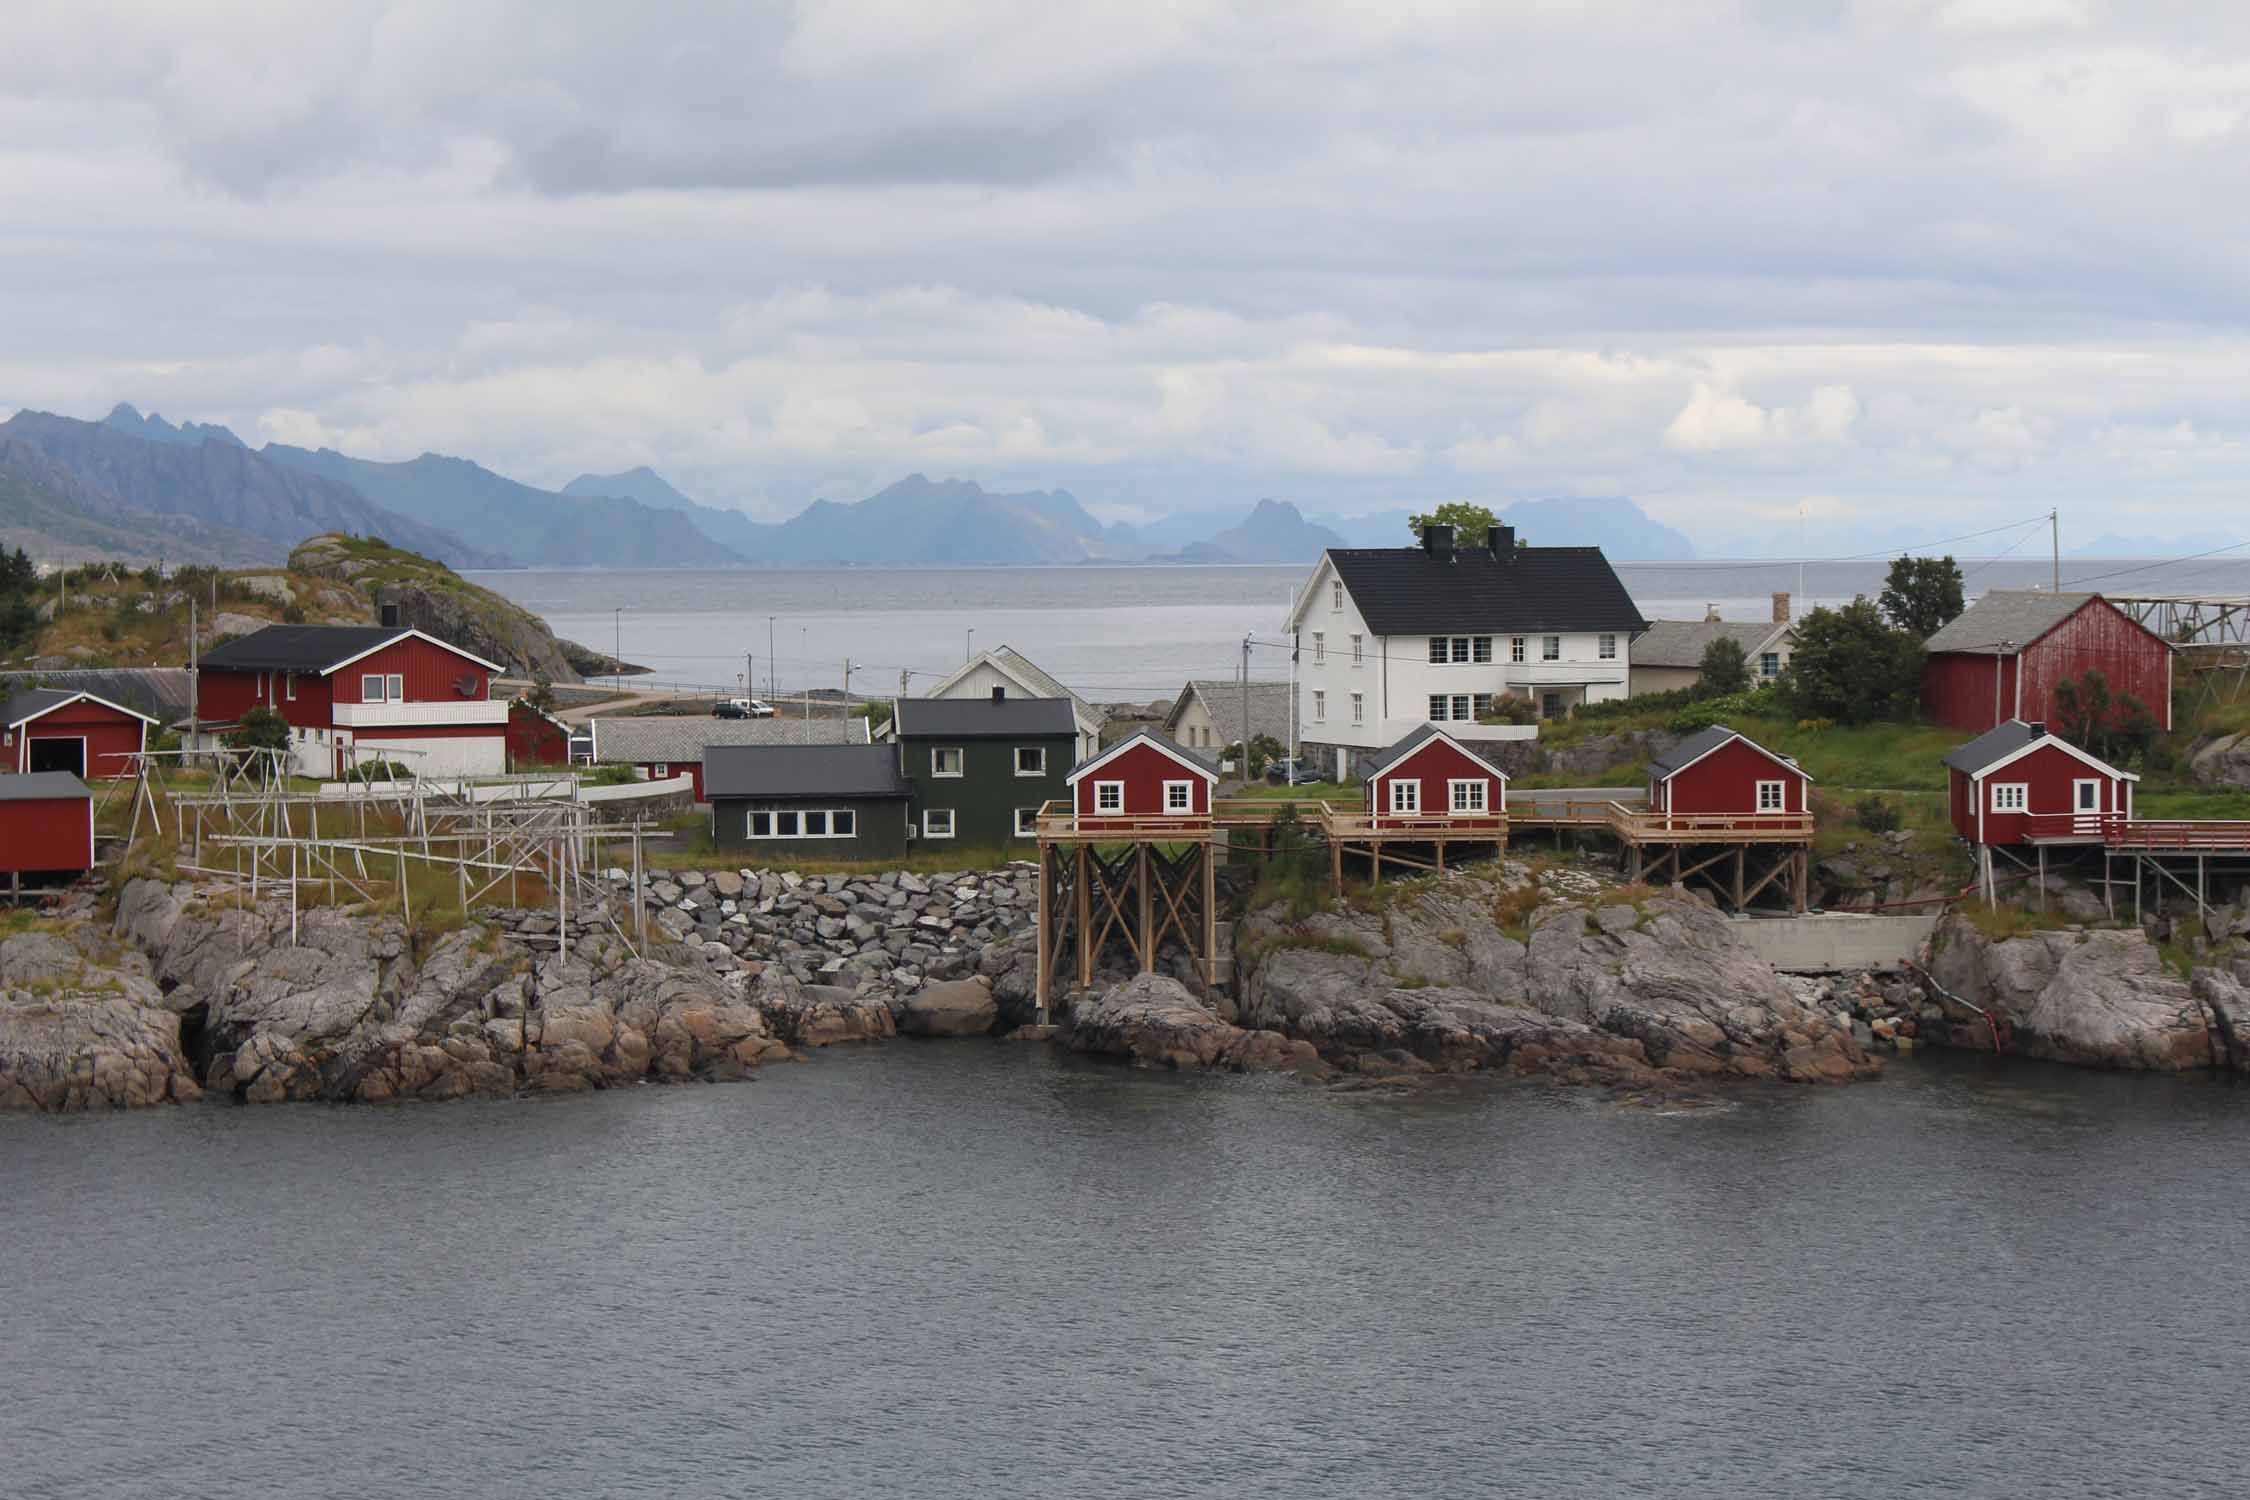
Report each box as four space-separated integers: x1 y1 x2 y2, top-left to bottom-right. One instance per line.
3 1046 2244 1497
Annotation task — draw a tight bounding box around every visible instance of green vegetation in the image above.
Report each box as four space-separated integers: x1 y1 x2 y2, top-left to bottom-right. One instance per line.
0 545 39 654
1878 555 1965 638
1956 900 2073 941
1405 500 1499 547
1697 634 1753 697
226 706 291 753
1786 597 1925 725
2052 668 2159 766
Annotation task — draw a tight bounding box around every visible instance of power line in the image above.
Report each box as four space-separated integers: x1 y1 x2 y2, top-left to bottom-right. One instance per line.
2060 539 2250 590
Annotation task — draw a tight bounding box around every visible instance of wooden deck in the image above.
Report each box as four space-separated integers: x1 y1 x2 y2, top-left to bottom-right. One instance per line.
1609 808 1816 845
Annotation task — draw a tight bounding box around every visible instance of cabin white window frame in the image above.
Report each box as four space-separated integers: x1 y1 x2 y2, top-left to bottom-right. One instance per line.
1350 692 1364 724
1755 779 1786 812
1990 782 2028 813
931 746 964 778
1449 778 1488 813
1759 652 1781 678
1541 635 1561 661
1598 634 1617 660
284 673 296 701
1510 636 1526 663
922 808 956 839
745 806 858 840
1312 632 1326 664
1093 781 1125 813
1013 806 1039 837
2073 778 2102 813
362 673 386 703
1014 746 1046 777
1163 780 1195 814
1312 690 1327 722
652 762 669 779
1388 779 1421 814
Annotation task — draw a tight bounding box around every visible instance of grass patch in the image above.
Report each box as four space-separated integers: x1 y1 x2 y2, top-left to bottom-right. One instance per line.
1956 900 2073 941
2136 788 2250 820
1228 780 1355 800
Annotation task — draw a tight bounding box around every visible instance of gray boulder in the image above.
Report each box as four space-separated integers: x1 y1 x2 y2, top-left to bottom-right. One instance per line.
901 978 998 1037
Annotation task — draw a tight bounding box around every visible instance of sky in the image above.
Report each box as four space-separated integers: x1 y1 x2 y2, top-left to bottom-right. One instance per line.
5 0 2250 554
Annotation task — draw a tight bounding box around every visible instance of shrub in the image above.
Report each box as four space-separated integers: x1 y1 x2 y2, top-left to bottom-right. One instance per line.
1697 635 1752 698
1853 794 1902 834
1477 693 1539 726
225 706 291 753
1784 597 1925 725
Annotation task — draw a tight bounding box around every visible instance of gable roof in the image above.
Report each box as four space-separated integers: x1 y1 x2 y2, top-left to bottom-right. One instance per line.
1631 619 1786 670
1649 724 1808 784
1 687 158 730
1066 728 1219 786
197 624 503 676
1165 680 1297 745
1305 544 1647 637
1941 718 2137 781
0 669 189 724
924 647 1098 730
0 770 91 802
1362 722 1512 784
892 696 1077 739
1923 590 2166 656
591 714 870 765
703 743 912 802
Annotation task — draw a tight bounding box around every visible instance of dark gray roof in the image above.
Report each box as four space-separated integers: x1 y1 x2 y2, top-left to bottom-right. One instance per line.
893 696 1077 739
1 668 192 723
0 771 91 801
1943 719 2046 774
703 743 912 801
198 624 406 672
0 688 75 728
1354 721 1509 781
1648 724 1804 781
1925 591 2116 654
1169 680 1296 746
593 714 869 765
1323 544 1647 637
1632 619 1784 669
1071 726 1219 779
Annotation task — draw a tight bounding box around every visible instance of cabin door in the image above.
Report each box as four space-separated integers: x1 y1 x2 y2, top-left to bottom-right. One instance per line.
2072 779 2102 834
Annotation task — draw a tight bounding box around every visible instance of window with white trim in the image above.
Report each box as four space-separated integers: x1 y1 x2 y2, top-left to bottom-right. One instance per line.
1598 634 1616 660
1313 632 1325 664
1451 694 1470 722
932 747 963 777
1094 781 1124 813
1331 579 1343 611
1014 746 1045 776
1471 693 1494 719
1541 636 1560 661
1991 783 2028 813
1429 694 1448 721
284 674 296 701
1350 634 1363 666
1164 780 1194 813
833 809 855 836
653 762 669 778
1350 692 1364 724
1014 807 1039 837
1450 779 1488 812
1312 690 1326 722
923 808 956 838
774 810 800 837
1759 652 1780 678
1389 779 1421 814
804 810 829 837
1510 636 1526 663
1428 636 1448 664
1472 636 1492 663
1755 780 1785 812
362 673 385 703
2075 779 2101 812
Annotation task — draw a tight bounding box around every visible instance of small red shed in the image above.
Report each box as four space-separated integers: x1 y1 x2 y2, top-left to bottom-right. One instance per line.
1360 725 1508 830
1943 719 2135 846
1646 724 1810 827
2 688 157 779
1923 591 2172 734
507 699 573 767
0 771 95 881
1065 730 1217 831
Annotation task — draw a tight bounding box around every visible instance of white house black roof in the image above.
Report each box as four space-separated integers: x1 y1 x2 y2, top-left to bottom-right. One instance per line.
0 770 91 801
1320 545 1647 637
1942 719 2048 775
702 744 913 801
196 624 502 675
892 696 1078 739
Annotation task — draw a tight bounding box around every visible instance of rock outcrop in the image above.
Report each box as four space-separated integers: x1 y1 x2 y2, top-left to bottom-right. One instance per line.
1056 973 1323 1074
1924 916 2214 1070
901 978 998 1037
0 926 202 1111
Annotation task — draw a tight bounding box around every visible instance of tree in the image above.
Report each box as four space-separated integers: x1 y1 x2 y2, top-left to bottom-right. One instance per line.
2053 668 2159 764
1696 635 1752 698
527 672 557 714
0 545 39 655
226 706 292 753
1878 555 1965 639
1783 597 1924 725
1405 502 1501 547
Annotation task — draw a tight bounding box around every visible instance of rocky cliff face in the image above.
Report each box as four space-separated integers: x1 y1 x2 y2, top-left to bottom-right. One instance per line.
0 925 202 1110
1923 916 2218 1070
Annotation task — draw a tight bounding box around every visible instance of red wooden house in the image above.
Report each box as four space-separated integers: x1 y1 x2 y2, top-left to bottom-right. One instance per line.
2 688 157 779
0 771 95 883
1359 724 1508 831
1064 729 1217 833
1943 719 2136 846
1645 724 1811 828
1923 591 2172 734
192 624 508 779
507 698 574 768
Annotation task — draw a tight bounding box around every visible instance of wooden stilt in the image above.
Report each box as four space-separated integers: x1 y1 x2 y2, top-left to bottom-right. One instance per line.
1036 842 1052 1019
1136 842 1153 973
1202 838 1217 995
1075 844 1092 989
1436 839 1446 874
1372 842 1382 884
1331 835 1343 897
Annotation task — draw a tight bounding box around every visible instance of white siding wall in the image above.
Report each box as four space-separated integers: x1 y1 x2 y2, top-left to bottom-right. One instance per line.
927 662 1098 760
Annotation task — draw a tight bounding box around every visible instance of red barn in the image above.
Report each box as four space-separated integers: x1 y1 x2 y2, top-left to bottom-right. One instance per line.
1359 724 1508 830
507 699 573 768
1943 719 2135 846
0 771 95 883
192 624 507 779
1065 730 1217 832
2 688 156 779
1923 591 2172 734
1646 724 1810 827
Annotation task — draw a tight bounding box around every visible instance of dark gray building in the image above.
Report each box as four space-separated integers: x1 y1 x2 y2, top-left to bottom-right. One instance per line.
704 743 913 859
891 694 1076 846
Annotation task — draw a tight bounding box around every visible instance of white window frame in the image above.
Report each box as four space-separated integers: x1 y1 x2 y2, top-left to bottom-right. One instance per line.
1449 778 1487 812
1428 694 1449 722
1389 779 1421 814
1541 635 1561 661
2074 778 2102 813
1094 781 1124 813
1014 746 1046 777
1510 636 1526 663
1014 806 1040 837
931 746 964 778
833 809 855 837
387 674 403 702
1755 779 1785 812
1350 634 1363 666
1760 652 1780 678
284 673 296 701
774 809 801 838
803 809 829 837
1428 636 1448 664
743 806 859 840
1451 694 1470 722
1163 780 1195 814
362 673 385 703
652 761 669 778
1331 579 1343 611
1312 690 1326 722
922 808 956 839
1312 631 1325 664
1472 636 1492 663
1451 636 1472 664
1990 782 2028 813
748 810 772 838
1471 693 1494 719
1598 634 1616 661
1351 692 1364 724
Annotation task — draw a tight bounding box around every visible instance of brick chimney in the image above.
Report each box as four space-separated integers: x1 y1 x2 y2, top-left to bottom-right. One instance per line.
1771 591 1791 624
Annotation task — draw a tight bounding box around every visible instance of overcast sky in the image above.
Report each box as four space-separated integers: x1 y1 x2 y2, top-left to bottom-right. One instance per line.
5 0 2250 551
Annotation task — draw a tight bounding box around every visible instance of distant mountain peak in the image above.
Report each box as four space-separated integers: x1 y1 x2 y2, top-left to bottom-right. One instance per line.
101 401 246 449
562 465 701 511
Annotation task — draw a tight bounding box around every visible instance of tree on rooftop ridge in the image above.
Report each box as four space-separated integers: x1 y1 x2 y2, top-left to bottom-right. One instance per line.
1405 502 1511 547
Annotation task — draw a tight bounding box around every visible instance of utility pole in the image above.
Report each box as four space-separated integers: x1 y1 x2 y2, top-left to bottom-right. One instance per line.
801 627 809 720
2051 508 2060 593
613 608 622 692
188 597 198 765
1240 633 1251 777
767 615 777 698
745 649 754 703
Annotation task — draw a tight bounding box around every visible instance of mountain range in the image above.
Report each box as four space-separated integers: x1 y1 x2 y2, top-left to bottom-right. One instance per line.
0 401 1701 568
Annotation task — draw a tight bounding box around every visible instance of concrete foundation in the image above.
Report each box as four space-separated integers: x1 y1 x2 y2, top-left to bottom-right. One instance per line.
1730 913 1939 973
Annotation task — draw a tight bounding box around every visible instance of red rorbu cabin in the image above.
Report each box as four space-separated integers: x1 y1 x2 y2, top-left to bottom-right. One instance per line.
1360 724 1508 830
0 771 95 885
1065 730 1217 832
507 698 574 768
1943 719 2135 847
1922 591 2173 734
1645 724 1811 830
1 688 157 779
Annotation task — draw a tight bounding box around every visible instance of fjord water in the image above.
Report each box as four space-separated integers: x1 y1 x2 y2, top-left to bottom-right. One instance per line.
4 1047 2244 1498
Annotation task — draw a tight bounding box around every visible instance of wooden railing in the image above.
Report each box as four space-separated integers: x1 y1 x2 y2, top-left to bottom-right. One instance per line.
1322 807 1507 837
1033 799 1214 840
1504 798 1624 826
2017 812 2111 842
1609 805 1816 842
2099 817 2250 851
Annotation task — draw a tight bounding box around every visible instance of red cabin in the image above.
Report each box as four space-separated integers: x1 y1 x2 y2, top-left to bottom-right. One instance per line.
1646 725 1811 829
1360 725 1508 831
1065 730 1217 832
0 771 95 881
1923 591 2173 734
507 699 573 768
1944 719 2135 846
1 688 156 779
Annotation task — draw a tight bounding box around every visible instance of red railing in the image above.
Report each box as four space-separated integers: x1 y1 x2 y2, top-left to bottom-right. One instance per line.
2099 817 2250 851
2017 812 2111 841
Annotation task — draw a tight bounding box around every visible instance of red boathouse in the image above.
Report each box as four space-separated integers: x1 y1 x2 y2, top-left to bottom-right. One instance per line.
1922 591 2173 734
1064 729 1217 832
1359 724 1508 830
1 688 157 779
1646 724 1810 826
507 698 574 768
0 771 95 885
1943 719 2136 847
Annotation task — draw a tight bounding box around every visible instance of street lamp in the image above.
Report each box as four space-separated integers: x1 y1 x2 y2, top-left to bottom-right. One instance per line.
613 608 622 692
766 615 777 699
966 627 975 663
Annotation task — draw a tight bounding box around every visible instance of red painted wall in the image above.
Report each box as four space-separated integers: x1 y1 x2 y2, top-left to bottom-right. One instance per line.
1650 735 1806 818
635 760 705 802
1924 600 2170 733
1073 742 1211 823
1364 738 1506 827
1948 741 2130 844
508 705 572 766
1923 653 2014 733
196 668 335 731
0 797 93 873
331 637 492 704
5 701 146 778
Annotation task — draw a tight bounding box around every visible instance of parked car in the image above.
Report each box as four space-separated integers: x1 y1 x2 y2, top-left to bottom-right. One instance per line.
743 698 777 718
712 701 749 719
1264 756 1324 786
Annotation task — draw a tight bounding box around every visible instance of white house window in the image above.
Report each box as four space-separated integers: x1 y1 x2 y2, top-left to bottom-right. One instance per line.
774 810 801 837
1313 632 1326 664
1389 779 1421 814
1451 695 1470 722
1598 634 1616 660
1350 692 1364 724
1472 636 1493 663
1510 637 1526 663
749 811 771 837
652 762 669 778
1760 652 1780 678
1313 690 1327 721
1471 694 1494 719
362 674 385 702
1542 636 1561 661
1755 780 1785 812
1014 807 1039 837
1428 637 1448 664
1350 634 1363 666
1094 781 1124 813
1450 779 1488 812
1014 746 1045 776
1429 694 1449 721
923 808 956 838
1164 780 1194 813
1991 783 2028 813
932 747 964 777
1331 579 1343 611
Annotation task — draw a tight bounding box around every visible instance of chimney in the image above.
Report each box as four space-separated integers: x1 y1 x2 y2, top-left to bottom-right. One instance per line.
1704 603 1723 623
991 685 1005 703
2027 721 2046 736
1492 523 1516 559
1421 523 1456 560
379 602 401 628
1771 591 1791 624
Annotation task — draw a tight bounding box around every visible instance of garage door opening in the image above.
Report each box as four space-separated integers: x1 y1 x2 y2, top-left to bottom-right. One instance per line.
27 738 85 777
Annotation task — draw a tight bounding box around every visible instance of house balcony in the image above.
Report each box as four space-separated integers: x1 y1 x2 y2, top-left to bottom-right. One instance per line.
333 700 509 730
